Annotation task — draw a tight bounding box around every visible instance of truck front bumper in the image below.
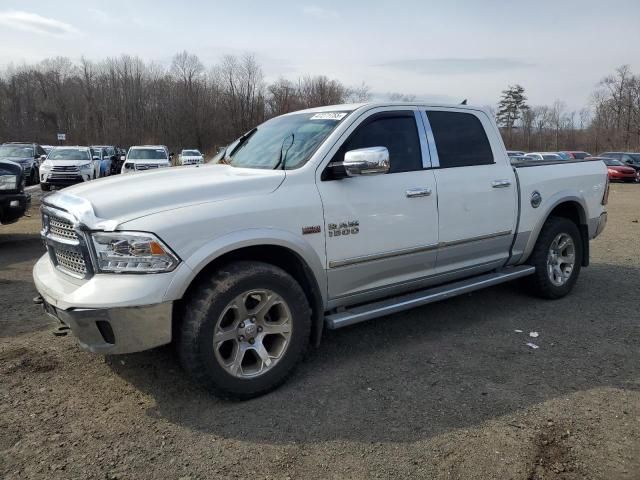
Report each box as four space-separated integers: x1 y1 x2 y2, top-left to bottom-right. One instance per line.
33 254 181 355
0 192 30 224
41 299 172 354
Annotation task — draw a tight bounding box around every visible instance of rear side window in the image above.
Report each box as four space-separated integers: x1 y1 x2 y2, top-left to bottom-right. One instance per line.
341 113 422 173
427 111 494 168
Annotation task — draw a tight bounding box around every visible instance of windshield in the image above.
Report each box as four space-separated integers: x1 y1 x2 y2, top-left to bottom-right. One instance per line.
91 148 103 159
542 154 561 160
626 154 640 163
48 148 91 161
555 152 570 159
572 152 589 159
0 145 33 158
228 111 349 169
604 159 624 166
182 150 201 156
128 148 168 160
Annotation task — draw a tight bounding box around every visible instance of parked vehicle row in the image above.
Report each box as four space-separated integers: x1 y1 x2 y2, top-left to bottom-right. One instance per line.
508 149 640 182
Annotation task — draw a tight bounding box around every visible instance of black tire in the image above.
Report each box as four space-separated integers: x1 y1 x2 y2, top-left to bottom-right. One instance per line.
40 183 51 191
177 261 311 399
31 168 39 185
526 216 583 299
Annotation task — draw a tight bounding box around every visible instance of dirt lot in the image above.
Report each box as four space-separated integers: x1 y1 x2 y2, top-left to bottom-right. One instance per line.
1 184 639 479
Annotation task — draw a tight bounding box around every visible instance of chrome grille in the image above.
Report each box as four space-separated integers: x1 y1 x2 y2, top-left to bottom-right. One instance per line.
52 165 79 173
136 164 159 170
49 217 77 240
42 208 93 279
54 248 87 276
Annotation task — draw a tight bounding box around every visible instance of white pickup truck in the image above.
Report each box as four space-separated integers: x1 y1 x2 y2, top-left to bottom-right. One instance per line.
33 102 608 398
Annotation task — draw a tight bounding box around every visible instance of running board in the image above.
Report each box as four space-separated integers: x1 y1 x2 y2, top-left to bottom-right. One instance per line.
325 265 535 329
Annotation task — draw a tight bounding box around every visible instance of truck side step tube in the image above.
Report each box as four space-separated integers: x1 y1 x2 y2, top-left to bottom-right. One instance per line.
325 265 536 329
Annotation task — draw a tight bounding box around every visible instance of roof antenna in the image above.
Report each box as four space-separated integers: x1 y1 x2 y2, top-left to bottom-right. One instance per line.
460 99 468 105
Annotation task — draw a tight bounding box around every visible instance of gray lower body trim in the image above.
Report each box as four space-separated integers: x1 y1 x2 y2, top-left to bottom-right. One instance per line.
329 230 512 269
329 243 438 269
42 300 173 354
326 265 535 329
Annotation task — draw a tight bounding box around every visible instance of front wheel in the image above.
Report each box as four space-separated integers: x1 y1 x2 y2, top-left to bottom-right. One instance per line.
177 261 311 399
527 216 583 299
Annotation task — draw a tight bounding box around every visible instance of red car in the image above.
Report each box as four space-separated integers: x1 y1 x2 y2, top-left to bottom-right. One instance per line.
599 157 639 182
562 150 591 159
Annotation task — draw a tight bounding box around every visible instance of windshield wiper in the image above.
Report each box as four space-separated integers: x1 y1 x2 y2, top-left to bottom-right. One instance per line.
274 133 295 170
224 128 257 164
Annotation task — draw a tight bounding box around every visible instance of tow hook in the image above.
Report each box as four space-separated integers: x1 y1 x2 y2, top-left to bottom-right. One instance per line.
53 325 71 337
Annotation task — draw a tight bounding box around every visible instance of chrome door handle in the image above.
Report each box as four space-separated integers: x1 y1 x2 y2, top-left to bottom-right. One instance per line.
406 187 432 198
492 179 512 188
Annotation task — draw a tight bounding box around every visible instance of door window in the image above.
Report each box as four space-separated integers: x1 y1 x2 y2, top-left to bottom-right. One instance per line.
338 112 422 173
427 111 494 168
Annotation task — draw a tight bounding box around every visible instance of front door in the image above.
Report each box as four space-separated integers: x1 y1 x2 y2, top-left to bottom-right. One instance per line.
317 108 439 303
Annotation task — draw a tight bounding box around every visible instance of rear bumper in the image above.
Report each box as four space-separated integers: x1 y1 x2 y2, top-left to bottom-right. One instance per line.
41 298 172 354
589 212 608 239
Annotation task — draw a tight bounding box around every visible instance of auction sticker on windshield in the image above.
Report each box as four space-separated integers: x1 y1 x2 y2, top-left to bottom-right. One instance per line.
310 112 348 121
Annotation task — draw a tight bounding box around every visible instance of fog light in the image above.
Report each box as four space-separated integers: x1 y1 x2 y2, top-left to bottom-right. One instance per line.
9 200 20 207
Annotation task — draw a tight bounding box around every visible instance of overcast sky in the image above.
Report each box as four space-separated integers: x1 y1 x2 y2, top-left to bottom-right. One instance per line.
0 0 638 110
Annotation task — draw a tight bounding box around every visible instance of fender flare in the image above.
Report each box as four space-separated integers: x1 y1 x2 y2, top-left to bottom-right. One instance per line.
520 192 588 262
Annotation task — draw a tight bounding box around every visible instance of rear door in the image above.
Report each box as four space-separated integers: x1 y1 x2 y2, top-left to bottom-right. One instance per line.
424 108 517 274
317 108 439 303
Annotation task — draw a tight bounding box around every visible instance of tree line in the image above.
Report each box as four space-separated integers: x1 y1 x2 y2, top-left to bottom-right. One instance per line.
0 50 638 155
496 65 640 153
0 51 369 154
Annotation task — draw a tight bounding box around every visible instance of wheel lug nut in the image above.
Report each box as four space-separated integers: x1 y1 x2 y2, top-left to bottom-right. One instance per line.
238 335 244 342
249 338 255 344
250 317 256 323
257 326 263 332
239 322 245 328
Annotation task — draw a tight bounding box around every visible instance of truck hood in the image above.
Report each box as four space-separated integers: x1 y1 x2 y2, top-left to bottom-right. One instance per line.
57 164 286 224
1 156 33 166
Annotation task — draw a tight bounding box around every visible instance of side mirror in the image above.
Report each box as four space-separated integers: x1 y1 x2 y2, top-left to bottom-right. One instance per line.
120 155 125 161
342 147 390 176
92 156 99 161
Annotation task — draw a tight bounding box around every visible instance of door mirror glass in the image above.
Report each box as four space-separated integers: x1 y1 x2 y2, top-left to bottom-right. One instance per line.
342 147 390 176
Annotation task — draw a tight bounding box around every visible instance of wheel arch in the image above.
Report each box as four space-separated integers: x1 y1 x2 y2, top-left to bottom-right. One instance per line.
522 196 589 266
172 232 327 347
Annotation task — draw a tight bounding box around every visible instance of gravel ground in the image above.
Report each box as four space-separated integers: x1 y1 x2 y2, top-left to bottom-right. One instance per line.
1 183 639 479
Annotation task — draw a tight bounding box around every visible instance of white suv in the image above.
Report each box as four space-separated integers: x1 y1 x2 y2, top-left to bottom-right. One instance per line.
122 145 171 173
39 146 99 191
179 149 204 166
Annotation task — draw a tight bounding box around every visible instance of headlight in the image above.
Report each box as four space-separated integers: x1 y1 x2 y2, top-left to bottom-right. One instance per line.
90 232 180 273
40 162 52 171
0 175 17 190
79 163 93 171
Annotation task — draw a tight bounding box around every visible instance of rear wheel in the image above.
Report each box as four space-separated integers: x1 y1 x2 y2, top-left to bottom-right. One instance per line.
527 216 582 299
178 261 311 399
